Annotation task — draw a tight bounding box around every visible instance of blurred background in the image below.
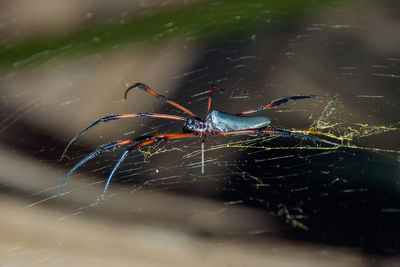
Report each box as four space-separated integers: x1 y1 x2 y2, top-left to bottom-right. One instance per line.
0 0 399 265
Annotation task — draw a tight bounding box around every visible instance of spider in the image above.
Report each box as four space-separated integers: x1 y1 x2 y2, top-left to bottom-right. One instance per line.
58 82 340 200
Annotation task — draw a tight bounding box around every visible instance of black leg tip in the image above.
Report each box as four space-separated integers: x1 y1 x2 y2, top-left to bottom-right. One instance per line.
124 82 150 99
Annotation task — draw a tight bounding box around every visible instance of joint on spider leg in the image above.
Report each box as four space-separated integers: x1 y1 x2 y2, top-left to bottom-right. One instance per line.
101 114 120 122
102 140 127 152
150 136 167 143
211 85 225 92
256 106 265 112
137 112 149 117
131 82 149 91
134 82 145 88
159 95 169 103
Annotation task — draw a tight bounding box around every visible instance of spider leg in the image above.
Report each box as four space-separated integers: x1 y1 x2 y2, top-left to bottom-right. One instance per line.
101 132 199 200
207 85 224 114
210 128 341 146
125 82 199 118
201 134 207 174
58 133 199 199
59 113 186 160
58 139 137 196
236 95 331 116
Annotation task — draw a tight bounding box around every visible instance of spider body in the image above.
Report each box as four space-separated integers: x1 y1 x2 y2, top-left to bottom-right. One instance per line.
206 110 271 132
183 111 270 133
58 82 340 200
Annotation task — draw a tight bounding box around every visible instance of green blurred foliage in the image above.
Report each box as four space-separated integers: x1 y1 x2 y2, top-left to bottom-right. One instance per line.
0 0 373 70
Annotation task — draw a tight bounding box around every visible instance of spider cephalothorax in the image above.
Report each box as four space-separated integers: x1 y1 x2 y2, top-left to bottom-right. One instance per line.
58 82 340 200
183 118 207 133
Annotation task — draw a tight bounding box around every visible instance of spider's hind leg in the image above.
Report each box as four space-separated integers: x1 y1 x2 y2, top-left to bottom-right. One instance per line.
265 127 341 146
236 94 331 116
211 128 341 146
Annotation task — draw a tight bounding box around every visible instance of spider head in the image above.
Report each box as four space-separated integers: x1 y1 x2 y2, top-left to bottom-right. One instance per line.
183 118 206 133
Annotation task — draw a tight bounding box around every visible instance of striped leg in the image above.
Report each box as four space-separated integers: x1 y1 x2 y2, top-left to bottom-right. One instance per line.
125 83 199 118
101 132 199 200
236 95 331 116
59 113 186 160
57 133 199 200
211 128 341 146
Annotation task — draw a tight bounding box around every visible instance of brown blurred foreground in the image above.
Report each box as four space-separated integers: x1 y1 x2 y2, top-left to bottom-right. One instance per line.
0 146 383 266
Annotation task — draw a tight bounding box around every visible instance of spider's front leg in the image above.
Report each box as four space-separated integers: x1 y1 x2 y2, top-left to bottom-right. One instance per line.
58 139 136 196
59 113 187 160
125 83 199 118
58 132 199 201
207 85 224 114
101 132 200 200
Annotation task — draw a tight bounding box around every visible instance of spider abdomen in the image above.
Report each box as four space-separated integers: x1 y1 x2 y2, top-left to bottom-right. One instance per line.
206 110 271 132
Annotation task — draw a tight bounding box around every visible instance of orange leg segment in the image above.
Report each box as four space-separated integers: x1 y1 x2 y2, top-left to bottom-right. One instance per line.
125 83 198 118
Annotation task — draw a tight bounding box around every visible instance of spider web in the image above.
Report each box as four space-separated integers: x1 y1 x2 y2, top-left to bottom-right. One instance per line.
0 0 399 256
57 21 399 250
